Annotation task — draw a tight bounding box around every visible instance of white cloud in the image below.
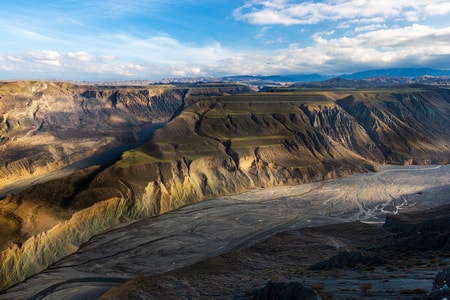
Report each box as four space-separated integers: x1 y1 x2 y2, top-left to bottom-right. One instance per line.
255 26 272 39
102 34 232 66
67 51 96 62
23 50 61 67
204 24 450 76
7 55 23 62
26 50 60 61
234 0 450 26
1 24 450 79
171 66 202 77
102 63 146 77
349 24 450 49
354 24 388 32
423 2 450 15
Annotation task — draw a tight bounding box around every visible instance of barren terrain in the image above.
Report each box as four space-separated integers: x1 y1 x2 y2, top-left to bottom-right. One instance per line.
100 219 450 300
1 82 449 297
1 164 448 299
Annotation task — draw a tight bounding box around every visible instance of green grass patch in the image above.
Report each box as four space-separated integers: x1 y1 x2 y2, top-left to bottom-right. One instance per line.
189 89 426 110
117 149 171 166
230 135 292 148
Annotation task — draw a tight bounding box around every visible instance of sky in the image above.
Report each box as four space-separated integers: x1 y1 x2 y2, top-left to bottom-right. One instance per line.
1 0 450 80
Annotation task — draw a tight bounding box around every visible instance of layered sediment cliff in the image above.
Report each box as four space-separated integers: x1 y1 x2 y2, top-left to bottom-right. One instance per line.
0 81 190 187
89 88 449 217
0 85 449 291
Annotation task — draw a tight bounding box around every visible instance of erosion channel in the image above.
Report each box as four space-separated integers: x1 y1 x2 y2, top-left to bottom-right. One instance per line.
1 164 449 299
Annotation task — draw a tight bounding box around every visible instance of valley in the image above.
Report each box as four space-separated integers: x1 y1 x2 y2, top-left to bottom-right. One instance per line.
1 164 449 299
0 80 449 298
0 122 166 199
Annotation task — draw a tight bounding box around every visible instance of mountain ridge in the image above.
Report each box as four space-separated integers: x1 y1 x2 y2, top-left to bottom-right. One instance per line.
62 67 450 86
0 83 449 292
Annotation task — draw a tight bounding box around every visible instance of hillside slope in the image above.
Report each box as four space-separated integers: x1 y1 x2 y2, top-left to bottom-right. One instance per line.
0 81 186 187
86 88 449 216
0 86 449 291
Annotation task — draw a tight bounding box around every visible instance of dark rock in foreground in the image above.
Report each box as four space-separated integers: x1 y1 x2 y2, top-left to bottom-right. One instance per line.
424 267 450 300
434 267 450 289
309 251 386 270
384 204 450 250
241 280 320 300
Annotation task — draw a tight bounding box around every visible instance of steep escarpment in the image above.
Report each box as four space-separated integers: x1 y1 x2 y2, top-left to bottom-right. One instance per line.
93 89 449 218
336 89 450 164
300 105 385 162
0 87 449 292
68 89 449 219
79 87 185 122
0 82 253 188
0 81 186 187
77 93 375 218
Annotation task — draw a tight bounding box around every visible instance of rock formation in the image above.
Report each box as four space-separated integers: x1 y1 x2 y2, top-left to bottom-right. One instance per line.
0 81 253 188
309 251 386 270
0 81 184 187
423 268 450 299
384 204 450 250
434 267 450 290
246 280 321 300
0 84 449 291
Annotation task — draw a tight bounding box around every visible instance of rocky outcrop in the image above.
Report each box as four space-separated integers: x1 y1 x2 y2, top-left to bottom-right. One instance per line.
80 87 186 122
245 280 320 300
336 89 450 164
424 268 450 300
383 204 450 250
309 251 386 270
0 82 183 187
0 195 131 291
424 288 450 300
434 268 450 289
301 104 385 162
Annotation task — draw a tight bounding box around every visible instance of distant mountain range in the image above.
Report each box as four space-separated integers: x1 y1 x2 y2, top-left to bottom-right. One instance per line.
340 68 450 80
285 75 450 89
222 68 450 82
215 68 450 90
79 68 450 87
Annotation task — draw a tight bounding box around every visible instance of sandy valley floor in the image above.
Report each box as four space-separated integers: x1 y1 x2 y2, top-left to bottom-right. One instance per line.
1 164 449 299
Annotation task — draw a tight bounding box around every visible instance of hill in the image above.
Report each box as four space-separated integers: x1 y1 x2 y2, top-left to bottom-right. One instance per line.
0 83 449 292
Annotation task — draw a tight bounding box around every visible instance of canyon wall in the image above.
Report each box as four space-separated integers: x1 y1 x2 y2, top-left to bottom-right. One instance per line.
0 81 187 187
0 86 449 291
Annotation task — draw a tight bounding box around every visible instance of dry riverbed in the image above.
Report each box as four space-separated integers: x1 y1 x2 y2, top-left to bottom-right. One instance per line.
100 219 450 299
1 164 449 299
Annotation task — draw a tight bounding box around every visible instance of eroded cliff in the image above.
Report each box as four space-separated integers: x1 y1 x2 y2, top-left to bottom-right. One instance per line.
0 81 188 187
0 86 449 291
90 88 449 218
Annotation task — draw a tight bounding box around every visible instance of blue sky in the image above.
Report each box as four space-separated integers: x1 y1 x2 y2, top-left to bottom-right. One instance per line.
1 0 450 80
